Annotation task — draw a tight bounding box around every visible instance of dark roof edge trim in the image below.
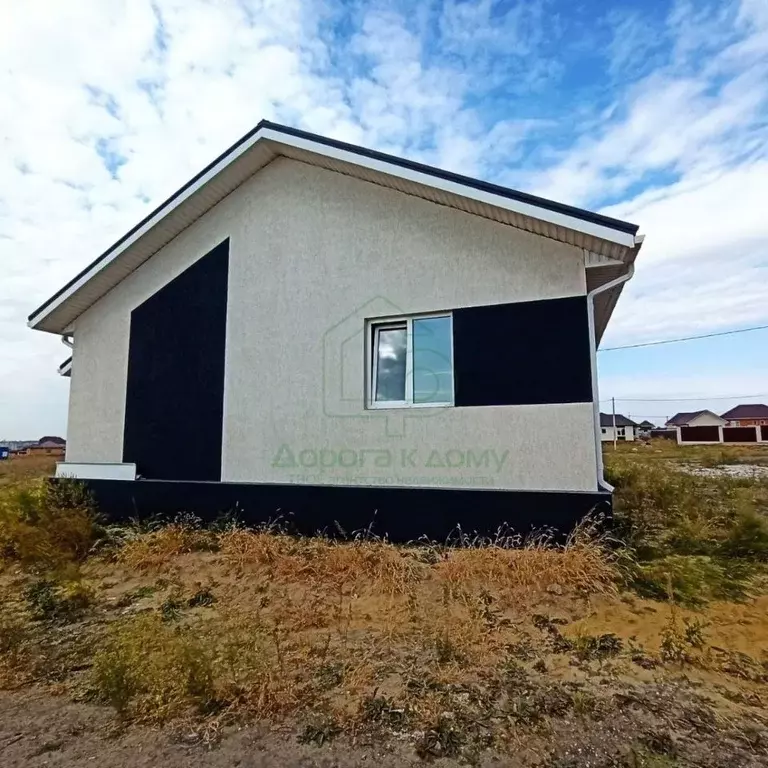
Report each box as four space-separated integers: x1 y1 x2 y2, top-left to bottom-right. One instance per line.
29 119 639 323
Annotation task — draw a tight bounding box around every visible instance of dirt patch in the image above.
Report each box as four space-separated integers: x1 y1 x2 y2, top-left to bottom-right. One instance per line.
2 682 768 768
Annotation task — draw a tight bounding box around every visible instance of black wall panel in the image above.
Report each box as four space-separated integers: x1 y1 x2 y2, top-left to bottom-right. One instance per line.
122 240 229 481
452 296 593 407
75 478 611 542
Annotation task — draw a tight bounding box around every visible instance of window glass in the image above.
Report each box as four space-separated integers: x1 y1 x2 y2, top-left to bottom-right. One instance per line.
413 316 453 404
374 326 407 401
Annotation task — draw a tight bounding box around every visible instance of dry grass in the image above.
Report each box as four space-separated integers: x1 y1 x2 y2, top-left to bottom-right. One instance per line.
0 477 98 572
2 451 768 764
434 525 618 598
117 522 218 570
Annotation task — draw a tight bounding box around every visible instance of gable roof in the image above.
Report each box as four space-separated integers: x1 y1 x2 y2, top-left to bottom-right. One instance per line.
38 436 66 445
720 404 768 420
666 410 725 426
638 420 655 428
28 120 643 337
599 413 638 427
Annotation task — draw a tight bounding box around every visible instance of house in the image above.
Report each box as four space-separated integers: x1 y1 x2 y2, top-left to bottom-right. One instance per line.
599 413 639 442
665 410 727 428
635 420 656 438
0 447 9 461
720 404 768 427
17 438 66 457
38 436 67 448
28 120 644 539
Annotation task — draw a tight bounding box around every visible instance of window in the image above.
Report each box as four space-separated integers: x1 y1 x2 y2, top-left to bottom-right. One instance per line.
733 421 740 426
601 428 606 434
369 314 454 407
617 427 625 438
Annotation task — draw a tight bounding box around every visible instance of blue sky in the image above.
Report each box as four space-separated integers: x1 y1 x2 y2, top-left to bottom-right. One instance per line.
1 0 768 435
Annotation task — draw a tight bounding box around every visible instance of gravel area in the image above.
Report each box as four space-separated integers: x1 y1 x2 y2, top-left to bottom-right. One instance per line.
679 463 768 478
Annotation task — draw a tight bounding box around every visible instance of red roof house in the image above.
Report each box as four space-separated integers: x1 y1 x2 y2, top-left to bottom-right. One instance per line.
720 404 768 427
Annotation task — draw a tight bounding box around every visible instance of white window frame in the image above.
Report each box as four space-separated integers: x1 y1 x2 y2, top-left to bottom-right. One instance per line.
368 312 454 409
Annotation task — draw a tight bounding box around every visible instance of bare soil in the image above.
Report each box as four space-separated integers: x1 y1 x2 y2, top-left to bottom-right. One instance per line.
2 682 768 768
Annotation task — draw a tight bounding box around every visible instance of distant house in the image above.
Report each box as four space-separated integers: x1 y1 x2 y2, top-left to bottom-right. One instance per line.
599 413 638 442
665 410 726 428
637 420 655 437
38 436 67 448
0 447 9 461
17 437 67 457
720 404 768 427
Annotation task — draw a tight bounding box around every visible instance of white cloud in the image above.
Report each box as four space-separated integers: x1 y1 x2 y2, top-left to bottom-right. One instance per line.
1 0 767 436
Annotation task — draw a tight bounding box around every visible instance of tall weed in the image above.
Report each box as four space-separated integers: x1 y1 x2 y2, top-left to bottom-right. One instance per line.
0 479 97 571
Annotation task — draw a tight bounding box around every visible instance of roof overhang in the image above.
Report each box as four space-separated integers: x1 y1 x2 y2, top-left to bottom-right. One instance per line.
28 120 642 335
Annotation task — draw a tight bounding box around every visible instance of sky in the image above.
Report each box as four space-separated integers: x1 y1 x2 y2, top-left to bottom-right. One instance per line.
1 0 768 437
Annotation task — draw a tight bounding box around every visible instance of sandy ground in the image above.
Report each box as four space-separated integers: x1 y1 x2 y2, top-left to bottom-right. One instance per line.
4 685 768 768
0 689 428 768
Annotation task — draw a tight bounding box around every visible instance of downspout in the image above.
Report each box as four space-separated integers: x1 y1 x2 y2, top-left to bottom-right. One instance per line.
586 261 634 492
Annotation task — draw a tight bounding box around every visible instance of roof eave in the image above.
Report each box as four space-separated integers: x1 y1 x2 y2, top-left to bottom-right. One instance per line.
28 121 641 335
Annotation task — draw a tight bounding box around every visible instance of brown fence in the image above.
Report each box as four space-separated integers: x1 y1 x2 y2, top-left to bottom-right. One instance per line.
722 426 758 443
650 429 677 440
763 425 768 442
680 426 720 442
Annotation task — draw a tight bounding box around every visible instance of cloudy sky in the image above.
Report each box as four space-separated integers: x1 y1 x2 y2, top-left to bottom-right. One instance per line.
2 0 768 437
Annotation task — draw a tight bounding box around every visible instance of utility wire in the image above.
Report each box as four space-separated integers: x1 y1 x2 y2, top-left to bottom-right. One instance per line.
600 393 768 402
599 323 768 352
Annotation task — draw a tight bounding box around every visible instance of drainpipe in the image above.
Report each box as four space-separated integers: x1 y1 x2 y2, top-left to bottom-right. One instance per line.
586 261 635 492
61 334 73 349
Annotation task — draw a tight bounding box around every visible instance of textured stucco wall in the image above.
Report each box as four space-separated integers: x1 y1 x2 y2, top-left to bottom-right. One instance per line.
687 413 726 427
67 157 598 491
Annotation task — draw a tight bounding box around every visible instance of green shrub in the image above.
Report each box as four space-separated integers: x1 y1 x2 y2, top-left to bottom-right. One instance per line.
630 555 755 606
0 479 98 571
23 577 95 622
607 456 768 562
90 614 216 720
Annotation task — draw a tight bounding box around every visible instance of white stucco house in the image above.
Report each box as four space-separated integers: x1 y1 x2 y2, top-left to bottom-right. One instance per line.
665 410 726 428
30 121 644 539
599 413 639 442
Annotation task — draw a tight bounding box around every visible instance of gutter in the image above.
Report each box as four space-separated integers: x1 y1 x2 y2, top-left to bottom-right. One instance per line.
586 261 635 492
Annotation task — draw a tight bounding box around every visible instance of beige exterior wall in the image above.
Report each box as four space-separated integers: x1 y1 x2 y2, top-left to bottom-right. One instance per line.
67 158 598 491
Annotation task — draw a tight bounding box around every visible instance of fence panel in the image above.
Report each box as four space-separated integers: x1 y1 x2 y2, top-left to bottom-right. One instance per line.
680 426 720 443
722 426 758 443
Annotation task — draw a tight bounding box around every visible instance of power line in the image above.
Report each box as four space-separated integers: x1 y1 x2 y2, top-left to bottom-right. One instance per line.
599 324 768 352
600 393 768 402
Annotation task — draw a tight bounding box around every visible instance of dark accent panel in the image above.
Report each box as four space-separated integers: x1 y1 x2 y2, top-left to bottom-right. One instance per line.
680 426 720 442
75 480 610 543
762 425 768 442
453 296 592 407
723 427 758 443
122 240 229 481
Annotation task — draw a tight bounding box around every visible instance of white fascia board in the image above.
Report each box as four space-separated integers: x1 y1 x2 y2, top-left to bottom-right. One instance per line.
258 128 638 248
29 125 636 331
